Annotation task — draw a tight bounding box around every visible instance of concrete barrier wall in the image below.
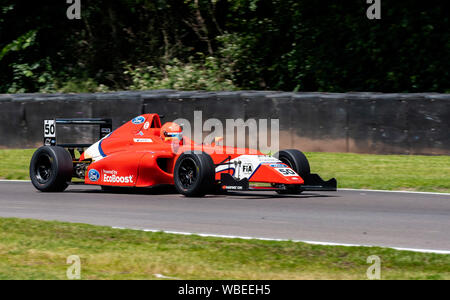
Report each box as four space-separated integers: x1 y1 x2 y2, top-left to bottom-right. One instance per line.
0 91 448 155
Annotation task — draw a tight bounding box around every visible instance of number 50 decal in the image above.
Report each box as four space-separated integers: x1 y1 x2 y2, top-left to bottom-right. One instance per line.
44 120 56 138
276 168 298 176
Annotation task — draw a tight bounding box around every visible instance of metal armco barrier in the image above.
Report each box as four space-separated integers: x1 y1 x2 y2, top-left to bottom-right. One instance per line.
0 91 448 155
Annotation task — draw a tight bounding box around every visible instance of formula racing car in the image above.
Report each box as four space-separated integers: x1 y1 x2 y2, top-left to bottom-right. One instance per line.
30 114 337 196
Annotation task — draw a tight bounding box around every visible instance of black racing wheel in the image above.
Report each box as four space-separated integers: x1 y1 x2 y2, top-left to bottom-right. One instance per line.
174 151 215 197
30 146 73 192
274 149 311 194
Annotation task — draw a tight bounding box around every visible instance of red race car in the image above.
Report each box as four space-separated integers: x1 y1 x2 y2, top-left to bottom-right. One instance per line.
30 114 336 196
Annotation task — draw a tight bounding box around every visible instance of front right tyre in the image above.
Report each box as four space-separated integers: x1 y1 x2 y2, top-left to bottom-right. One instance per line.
29 146 73 192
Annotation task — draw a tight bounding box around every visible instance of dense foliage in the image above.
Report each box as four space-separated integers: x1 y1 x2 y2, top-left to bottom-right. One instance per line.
0 0 449 93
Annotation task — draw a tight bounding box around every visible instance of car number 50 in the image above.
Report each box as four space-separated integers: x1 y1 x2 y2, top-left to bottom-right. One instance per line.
44 120 56 137
277 168 296 176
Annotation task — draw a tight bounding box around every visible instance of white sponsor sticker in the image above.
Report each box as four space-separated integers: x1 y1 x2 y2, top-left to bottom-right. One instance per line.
103 170 118 175
257 155 279 163
44 120 56 138
276 168 298 177
224 186 244 190
103 173 134 184
133 138 153 143
102 170 133 184
143 122 150 130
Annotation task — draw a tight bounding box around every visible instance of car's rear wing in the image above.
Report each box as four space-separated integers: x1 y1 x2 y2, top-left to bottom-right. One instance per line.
43 118 112 148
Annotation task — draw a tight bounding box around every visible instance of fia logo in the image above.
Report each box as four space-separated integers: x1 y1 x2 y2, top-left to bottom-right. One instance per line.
242 164 253 174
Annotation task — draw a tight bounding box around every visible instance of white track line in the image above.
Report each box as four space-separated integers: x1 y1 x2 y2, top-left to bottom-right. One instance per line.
0 179 448 196
111 227 450 255
153 273 180 280
0 180 30 183
339 188 450 196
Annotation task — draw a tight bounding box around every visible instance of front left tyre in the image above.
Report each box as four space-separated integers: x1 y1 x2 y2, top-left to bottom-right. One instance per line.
174 151 215 197
30 146 73 192
274 149 311 195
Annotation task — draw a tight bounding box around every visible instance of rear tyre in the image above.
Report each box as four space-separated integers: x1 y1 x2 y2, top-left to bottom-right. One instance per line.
30 146 73 192
274 149 310 195
174 152 215 197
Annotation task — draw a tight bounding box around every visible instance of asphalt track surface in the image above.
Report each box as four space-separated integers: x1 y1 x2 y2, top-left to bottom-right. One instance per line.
0 181 449 252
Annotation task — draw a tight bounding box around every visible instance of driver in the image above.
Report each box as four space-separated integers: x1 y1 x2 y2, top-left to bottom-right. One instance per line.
160 122 183 143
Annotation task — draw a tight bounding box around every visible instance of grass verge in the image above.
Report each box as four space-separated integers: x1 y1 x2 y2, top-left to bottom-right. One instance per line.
0 149 449 193
0 217 448 280
0 149 35 180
